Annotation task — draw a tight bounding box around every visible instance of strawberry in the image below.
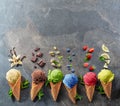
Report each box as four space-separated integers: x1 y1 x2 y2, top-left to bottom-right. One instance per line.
83 62 89 68
89 65 95 71
88 48 94 53
86 53 92 60
82 45 88 51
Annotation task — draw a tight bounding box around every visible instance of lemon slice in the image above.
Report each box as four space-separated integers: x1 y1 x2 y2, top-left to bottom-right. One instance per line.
105 59 111 64
103 63 108 68
102 44 109 52
100 53 110 60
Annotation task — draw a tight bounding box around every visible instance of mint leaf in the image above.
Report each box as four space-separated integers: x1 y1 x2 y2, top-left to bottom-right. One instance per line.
45 79 49 86
37 90 44 100
75 93 83 100
21 80 30 89
96 86 105 95
99 56 105 61
8 89 13 97
79 75 84 85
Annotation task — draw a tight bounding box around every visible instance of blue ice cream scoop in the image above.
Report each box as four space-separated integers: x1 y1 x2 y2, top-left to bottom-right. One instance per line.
63 73 78 88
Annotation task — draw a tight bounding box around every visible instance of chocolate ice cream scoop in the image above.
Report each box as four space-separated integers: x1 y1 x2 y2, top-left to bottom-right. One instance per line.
31 69 46 84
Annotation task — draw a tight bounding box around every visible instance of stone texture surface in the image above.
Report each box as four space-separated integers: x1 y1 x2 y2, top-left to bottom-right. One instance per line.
0 0 120 106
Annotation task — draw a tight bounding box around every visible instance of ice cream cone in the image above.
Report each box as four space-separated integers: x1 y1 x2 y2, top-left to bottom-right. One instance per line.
101 81 112 99
50 81 62 101
85 85 95 102
8 75 21 101
64 84 77 104
30 81 44 101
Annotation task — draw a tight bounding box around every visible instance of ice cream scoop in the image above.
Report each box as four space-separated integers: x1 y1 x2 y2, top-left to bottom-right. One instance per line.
63 73 78 89
6 69 21 84
98 69 114 83
83 72 97 86
48 69 63 83
31 69 46 84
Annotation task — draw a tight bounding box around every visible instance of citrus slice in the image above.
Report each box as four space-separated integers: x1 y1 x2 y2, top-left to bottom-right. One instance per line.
103 63 108 68
100 53 110 60
102 44 109 53
105 59 111 64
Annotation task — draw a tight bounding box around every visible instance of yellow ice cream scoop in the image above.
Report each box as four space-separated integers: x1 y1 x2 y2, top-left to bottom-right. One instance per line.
98 69 114 83
6 69 21 84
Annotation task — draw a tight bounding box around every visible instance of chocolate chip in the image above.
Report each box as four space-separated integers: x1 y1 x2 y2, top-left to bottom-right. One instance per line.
37 60 46 67
32 53 35 56
34 48 40 52
36 52 43 57
34 66 37 69
31 56 38 63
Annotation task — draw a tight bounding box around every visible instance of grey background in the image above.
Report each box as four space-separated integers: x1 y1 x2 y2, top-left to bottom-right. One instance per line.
0 0 120 106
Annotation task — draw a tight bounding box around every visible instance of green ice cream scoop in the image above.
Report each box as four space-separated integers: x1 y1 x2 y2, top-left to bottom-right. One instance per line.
48 69 63 83
98 69 114 83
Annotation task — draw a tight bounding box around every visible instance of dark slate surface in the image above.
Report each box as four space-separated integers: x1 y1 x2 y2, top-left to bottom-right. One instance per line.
0 0 120 106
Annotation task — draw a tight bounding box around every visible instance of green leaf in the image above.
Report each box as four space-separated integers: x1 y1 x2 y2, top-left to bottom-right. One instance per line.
37 90 44 100
75 93 83 100
99 56 105 61
84 57 89 62
21 80 30 89
96 86 105 95
45 79 49 86
79 75 84 85
57 56 63 60
8 89 13 97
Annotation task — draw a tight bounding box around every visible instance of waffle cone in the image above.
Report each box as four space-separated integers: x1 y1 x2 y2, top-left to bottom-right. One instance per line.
8 75 21 101
30 81 44 101
50 81 62 101
85 85 95 102
64 84 77 104
101 81 112 99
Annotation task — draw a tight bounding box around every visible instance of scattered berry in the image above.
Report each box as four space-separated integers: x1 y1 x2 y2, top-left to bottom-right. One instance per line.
82 45 88 51
71 68 75 73
66 48 71 53
72 53 76 56
83 62 89 68
86 53 92 60
89 66 95 71
88 48 94 53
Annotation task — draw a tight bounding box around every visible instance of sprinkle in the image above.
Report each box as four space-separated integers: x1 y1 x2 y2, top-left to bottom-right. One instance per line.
72 53 76 56
71 68 75 73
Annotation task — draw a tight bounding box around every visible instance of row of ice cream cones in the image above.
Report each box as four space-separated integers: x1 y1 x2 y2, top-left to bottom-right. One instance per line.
6 68 114 104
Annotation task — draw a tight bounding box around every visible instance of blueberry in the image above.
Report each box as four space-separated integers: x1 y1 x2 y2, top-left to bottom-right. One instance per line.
71 68 75 73
66 48 70 53
72 53 76 56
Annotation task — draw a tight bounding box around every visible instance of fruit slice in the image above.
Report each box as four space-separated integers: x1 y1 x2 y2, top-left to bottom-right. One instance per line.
88 48 94 53
103 63 108 68
83 62 89 68
83 45 88 51
102 44 109 53
50 81 62 101
85 85 95 102
101 81 112 99
100 53 110 60
105 60 111 65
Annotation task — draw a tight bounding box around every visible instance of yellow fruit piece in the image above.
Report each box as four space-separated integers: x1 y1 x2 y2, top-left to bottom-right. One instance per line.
101 53 110 60
105 60 111 65
103 63 108 68
102 44 109 53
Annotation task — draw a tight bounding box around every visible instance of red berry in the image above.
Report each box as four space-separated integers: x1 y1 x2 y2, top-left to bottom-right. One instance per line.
83 62 89 68
89 66 95 71
88 48 94 53
86 53 92 60
83 45 88 51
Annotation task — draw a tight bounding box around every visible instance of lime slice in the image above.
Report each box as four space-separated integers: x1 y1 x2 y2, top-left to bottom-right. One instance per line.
103 63 108 68
105 59 111 64
102 44 109 53
100 53 110 60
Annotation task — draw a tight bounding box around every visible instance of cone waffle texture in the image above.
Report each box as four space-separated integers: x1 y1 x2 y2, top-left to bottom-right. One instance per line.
85 84 95 102
101 81 112 99
50 81 62 101
8 75 21 101
64 84 77 104
30 81 44 101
